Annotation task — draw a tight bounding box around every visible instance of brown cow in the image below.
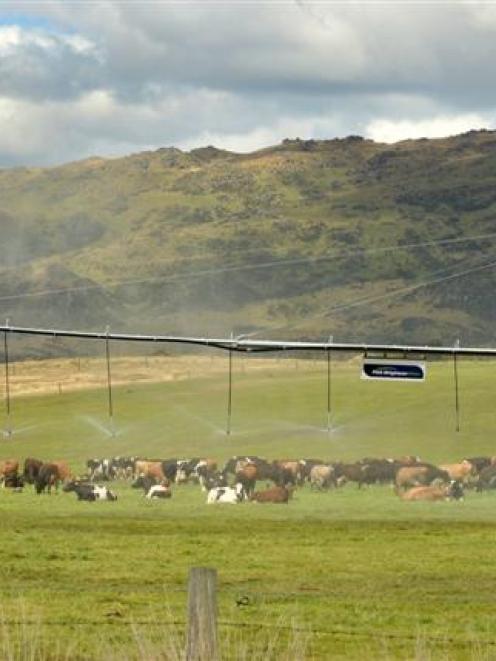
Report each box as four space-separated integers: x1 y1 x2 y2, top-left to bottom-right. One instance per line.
33 461 72 494
274 461 303 485
251 486 291 503
0 459 19 478
395 465 449 490
439 460 476 484
397 481 464 501
135 460 165 482
53 461 72 481
235 463 258 497
310 464 336 490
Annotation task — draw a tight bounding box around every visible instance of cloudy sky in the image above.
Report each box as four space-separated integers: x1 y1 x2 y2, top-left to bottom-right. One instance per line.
0 1 495 166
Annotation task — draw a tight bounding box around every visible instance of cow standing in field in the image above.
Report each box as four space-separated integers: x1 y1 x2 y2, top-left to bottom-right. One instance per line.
439 460 477 485
134 460 165 482
310 464 336 490
35 461 72 494
235 463 258 497
23 458 43 485
300 459 326 482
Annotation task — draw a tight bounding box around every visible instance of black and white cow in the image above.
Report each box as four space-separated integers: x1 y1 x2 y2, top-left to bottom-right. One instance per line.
63 480 117 501
132 475 172 499
86 458 115 482
206 482 246 504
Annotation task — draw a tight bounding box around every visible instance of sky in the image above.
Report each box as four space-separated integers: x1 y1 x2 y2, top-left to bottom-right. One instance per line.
0 1 495 167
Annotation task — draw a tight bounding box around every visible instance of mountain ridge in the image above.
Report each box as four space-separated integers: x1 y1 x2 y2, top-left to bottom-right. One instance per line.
1 129 496 357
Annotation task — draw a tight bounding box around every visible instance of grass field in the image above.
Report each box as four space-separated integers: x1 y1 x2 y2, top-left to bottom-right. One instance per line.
1 355 496 659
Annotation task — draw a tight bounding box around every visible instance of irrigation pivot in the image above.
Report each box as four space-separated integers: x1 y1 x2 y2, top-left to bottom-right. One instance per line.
1 324 495 435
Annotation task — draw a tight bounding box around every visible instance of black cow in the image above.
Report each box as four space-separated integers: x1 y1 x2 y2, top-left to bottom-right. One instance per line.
132 475 158 493
23 458 43 484
476 465 496 491
161 459 179 482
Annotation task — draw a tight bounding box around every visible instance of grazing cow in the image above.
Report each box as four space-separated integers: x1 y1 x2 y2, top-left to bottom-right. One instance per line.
395 465 450 490
397 481 464 501
23 458 43 484
251 485 291 503
207 483 246 504
310 464 336 490
439 460 477 484
63 481 117 501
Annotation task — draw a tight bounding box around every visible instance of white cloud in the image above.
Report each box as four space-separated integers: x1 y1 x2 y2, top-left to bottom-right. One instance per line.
365 113 493 144
0 2 495 165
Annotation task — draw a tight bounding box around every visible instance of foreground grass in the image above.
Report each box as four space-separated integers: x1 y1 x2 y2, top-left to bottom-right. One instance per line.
2 484 496 659
1 358 496 658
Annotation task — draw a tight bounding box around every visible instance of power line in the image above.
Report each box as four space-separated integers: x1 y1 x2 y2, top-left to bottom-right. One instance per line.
249 253 496 337
0 230 494 304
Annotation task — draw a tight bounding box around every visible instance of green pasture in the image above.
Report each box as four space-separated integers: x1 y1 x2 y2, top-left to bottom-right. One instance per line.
1 355 496 466
2 358 496 659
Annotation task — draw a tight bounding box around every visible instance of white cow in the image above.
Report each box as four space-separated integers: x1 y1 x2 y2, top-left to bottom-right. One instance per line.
206 482 246 504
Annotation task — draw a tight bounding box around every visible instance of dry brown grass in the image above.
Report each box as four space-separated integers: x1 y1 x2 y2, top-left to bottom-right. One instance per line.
4 354 322 399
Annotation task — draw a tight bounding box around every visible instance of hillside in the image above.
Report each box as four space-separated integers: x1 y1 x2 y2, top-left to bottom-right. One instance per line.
1 130 496 357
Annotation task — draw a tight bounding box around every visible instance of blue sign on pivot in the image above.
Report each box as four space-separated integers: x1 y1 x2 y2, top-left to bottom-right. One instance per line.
361 359 426 382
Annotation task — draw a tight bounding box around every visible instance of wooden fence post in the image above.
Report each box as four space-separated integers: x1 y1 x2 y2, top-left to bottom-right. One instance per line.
186 567 218 661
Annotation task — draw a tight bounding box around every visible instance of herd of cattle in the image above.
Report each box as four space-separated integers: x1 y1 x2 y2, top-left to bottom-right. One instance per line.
2 454 496 504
